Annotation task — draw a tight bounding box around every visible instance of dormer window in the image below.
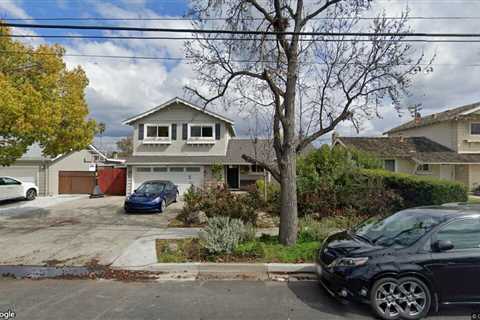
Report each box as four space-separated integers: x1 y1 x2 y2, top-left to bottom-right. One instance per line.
187 124 215 143
144 124 171 143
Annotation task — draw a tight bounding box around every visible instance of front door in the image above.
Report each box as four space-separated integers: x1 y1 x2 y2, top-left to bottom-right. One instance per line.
226 166 239 189
426 218 480 303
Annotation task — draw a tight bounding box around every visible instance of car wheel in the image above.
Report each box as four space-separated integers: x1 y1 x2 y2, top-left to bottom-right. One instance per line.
370 277 402 320
159 199 166 213
396 277 431 320
370 277 431 320
25 189 36 201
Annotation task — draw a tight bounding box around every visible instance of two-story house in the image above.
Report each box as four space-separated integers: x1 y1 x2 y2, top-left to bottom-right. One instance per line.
334 101 480 190
122 97 273 195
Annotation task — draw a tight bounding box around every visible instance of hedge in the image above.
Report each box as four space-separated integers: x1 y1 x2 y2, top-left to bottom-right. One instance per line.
360 169 468 208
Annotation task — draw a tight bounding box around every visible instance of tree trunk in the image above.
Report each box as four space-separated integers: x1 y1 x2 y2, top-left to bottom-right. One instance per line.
278 147 298 246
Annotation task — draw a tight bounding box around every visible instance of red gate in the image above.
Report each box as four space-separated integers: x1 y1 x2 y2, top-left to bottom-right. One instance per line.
98 167 126 196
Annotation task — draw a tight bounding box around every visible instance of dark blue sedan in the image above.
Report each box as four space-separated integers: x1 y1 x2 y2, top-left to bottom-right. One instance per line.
124 180 178 213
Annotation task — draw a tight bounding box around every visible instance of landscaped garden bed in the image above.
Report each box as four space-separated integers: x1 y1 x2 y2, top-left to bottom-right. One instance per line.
160 146 469 264
156 236 320 263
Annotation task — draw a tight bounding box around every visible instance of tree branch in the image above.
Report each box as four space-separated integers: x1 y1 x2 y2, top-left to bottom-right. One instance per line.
242 154 280 181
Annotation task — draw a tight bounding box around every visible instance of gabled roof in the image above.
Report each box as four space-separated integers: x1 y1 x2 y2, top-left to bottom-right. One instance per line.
336 136 452 158
386 101 480 134
335 136 480 164
122 97 235 129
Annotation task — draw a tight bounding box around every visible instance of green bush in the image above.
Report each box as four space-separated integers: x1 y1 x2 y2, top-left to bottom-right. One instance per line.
298 214 366 242
360 169 468 208
255 179 280 214
200 187 258 224
199 216 245 254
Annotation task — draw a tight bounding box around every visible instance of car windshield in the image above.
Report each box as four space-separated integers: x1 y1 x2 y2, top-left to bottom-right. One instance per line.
136 182 165 194
352 210 449 247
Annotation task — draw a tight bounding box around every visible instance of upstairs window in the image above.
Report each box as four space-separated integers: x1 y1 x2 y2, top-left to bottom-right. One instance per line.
145 125 170 140
189 124 214 139
471 123 480 135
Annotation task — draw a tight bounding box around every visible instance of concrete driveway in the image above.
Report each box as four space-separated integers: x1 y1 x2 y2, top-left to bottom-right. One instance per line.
0 196 183 267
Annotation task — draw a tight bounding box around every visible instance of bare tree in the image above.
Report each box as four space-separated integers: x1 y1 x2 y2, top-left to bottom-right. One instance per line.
185 0 427 245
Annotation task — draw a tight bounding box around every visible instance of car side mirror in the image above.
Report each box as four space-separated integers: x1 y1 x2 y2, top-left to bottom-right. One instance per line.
432 240 454 252
133 189 137 193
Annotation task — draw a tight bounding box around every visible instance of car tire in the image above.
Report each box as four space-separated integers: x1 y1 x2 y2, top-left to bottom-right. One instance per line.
159 199 166 213
25 189 36 201
396 277 431 320
370 277 431 320
370 277 401 320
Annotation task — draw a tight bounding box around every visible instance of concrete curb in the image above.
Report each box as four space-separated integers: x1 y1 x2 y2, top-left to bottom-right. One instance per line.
113 262 315 277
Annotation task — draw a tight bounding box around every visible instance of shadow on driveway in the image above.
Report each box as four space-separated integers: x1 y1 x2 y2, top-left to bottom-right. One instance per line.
287 281 475 319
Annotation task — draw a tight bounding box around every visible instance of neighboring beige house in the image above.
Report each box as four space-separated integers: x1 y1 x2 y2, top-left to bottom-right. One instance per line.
334 101 480 190
0 145 124 196
123 97 274 195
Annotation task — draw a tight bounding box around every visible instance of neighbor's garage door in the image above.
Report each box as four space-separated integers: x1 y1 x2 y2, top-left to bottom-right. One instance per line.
0 166 39 184
134 166 203 196
59 171 95 194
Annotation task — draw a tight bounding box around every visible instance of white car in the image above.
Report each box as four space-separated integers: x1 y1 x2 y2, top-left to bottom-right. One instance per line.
0 176 38 201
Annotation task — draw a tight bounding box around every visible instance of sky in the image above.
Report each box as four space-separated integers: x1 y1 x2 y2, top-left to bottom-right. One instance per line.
2 0 480 152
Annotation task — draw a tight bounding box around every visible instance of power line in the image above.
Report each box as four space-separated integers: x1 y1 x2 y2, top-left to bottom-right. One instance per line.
1 50 480 68
7 33 480 43
5 16 480 21
4 22 480 38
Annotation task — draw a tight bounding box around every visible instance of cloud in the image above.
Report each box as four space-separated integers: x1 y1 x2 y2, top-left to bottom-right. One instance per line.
9 0 480 145
0 0 31 19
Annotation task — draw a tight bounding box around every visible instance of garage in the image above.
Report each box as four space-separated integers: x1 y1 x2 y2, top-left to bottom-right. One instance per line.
0 166 39 184
58 171 95 194
133 166 203 196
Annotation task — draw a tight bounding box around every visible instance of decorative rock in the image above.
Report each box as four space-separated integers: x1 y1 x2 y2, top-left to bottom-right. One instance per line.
167 242 178 252
186 210 208 225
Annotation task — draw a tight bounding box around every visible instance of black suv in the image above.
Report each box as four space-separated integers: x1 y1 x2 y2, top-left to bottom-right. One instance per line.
316 204 480 320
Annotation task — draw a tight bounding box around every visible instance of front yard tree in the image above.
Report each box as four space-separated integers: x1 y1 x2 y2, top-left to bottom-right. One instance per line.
186 0 425 245
0 25 96 166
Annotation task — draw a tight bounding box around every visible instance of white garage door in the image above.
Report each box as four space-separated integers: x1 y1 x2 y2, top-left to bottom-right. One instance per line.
134 166 204 196
0 166 39 184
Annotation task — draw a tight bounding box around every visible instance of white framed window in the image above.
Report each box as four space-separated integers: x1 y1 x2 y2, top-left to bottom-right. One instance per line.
188 124 214 140
416 164 431 173
169 167 184 172
250 164 264 174
137 167 151 173
145 124 171 141
153 167 167 172
471 123 480 135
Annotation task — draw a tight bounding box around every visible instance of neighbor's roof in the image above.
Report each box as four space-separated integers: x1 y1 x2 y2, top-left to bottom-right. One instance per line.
386 101 480 134
125 139 275 165
122 97 236 134
336 136 480 164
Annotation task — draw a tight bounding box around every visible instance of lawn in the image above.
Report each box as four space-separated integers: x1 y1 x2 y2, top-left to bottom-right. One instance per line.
155 235 320 263
468 195 480 204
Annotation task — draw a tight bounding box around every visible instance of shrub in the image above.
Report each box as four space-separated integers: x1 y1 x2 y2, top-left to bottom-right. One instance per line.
360 169 468 208
297 214 366 242
199 216 245 254
255 179 280 214
241 222 257 242
201 187 258 224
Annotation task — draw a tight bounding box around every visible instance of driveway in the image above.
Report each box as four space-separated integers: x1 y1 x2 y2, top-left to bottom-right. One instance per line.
0 196 183 266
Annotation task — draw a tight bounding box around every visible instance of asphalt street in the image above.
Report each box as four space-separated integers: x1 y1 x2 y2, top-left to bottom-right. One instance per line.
0 279 475 320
